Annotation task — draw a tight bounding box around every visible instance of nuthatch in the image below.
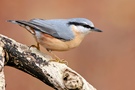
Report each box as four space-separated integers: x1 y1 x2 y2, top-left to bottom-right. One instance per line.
8 18 102 51
8 18 102 63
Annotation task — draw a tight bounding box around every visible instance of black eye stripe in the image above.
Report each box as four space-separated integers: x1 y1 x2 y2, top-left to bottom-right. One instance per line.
68 22 93 29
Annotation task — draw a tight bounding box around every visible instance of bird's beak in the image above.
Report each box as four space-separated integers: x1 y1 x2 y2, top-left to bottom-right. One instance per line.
92 27 102 32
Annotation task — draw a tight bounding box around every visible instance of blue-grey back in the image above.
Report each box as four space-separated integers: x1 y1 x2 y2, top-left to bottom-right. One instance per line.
30 19 75 41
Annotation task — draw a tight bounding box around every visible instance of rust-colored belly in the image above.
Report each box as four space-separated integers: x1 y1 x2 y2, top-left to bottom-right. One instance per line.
36 33 84 51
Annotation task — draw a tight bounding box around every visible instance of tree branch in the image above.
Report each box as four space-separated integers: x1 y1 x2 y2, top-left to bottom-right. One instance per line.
0 40 5 90
0 34 96 90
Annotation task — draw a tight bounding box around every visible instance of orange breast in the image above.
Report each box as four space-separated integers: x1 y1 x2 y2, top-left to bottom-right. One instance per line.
36 26 85 51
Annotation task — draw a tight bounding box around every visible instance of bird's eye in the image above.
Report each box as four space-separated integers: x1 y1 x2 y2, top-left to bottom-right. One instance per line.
68 22 80 26
68 22 91 28
82 24 91 28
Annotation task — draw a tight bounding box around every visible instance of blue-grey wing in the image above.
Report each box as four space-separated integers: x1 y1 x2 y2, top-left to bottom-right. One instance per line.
9 19 75 41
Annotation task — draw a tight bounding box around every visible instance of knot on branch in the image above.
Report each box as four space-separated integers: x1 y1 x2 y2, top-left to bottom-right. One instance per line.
63 69 83 90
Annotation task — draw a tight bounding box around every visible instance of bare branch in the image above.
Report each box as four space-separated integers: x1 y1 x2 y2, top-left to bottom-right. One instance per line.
0 34 96 90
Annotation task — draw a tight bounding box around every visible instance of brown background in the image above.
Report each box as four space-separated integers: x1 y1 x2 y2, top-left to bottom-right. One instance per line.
0 0 135 90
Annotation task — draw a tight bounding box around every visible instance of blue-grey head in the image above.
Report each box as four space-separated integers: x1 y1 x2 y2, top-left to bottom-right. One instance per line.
67 18 102 35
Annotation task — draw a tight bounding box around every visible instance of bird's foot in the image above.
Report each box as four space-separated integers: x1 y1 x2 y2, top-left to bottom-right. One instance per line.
30 45 40 50
49 58 68 65
30 43 40 50
47 49 68 65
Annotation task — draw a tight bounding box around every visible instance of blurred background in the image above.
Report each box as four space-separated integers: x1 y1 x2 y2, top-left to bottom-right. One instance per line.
0 0 135 90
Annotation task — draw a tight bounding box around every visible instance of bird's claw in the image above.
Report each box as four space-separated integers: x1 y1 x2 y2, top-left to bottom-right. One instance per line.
49 58 68 65
30 43 40 50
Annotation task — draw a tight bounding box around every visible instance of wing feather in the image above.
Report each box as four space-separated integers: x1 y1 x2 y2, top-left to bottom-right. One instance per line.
8 19 75 41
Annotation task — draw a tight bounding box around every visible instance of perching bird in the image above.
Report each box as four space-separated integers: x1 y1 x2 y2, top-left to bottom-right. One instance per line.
8 18 102 63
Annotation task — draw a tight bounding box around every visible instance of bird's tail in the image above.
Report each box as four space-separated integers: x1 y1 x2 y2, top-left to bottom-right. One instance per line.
7 20 36 35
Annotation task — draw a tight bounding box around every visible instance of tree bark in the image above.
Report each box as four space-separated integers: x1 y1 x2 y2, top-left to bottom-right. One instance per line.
0 34 96 90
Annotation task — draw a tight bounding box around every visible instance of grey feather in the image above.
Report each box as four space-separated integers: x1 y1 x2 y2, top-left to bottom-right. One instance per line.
8 19 75 41
8 18 96 41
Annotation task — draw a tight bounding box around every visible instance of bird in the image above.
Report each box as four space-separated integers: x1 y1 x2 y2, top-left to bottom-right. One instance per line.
8 18 102 63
